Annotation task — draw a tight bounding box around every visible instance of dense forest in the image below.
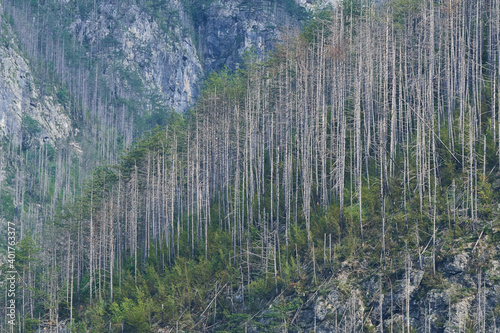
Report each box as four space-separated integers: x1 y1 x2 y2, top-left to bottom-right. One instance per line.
1 0 500 332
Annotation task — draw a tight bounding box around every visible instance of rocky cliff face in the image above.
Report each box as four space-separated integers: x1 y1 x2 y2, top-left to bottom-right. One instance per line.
0 0 316 232
0 5 71 146
65 0 309 113
194 0 306 73
67 0 203 113
273 235 500 332
2 0 314 149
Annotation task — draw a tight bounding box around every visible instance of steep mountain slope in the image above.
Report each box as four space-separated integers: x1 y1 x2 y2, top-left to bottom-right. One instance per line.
193 0 307 73
0 1 312 332
4 0 308 119
64 0 203 113
1 0 310 175
2 0 500 332
0 6 71 146
0 3 78 240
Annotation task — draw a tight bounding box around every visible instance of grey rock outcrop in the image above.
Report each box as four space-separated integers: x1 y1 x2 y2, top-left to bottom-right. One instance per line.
0 5 71 145
68 1 203 113
63 0 313 113
443 252 469 275
196 0 306 73
288 247 500 333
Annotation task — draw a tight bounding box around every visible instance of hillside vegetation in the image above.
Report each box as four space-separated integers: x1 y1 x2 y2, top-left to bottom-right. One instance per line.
2 0 500 332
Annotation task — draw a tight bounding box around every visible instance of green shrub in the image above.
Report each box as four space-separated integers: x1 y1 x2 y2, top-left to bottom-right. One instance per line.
247 276 277 307
24 317 39 333
21 115 41 136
